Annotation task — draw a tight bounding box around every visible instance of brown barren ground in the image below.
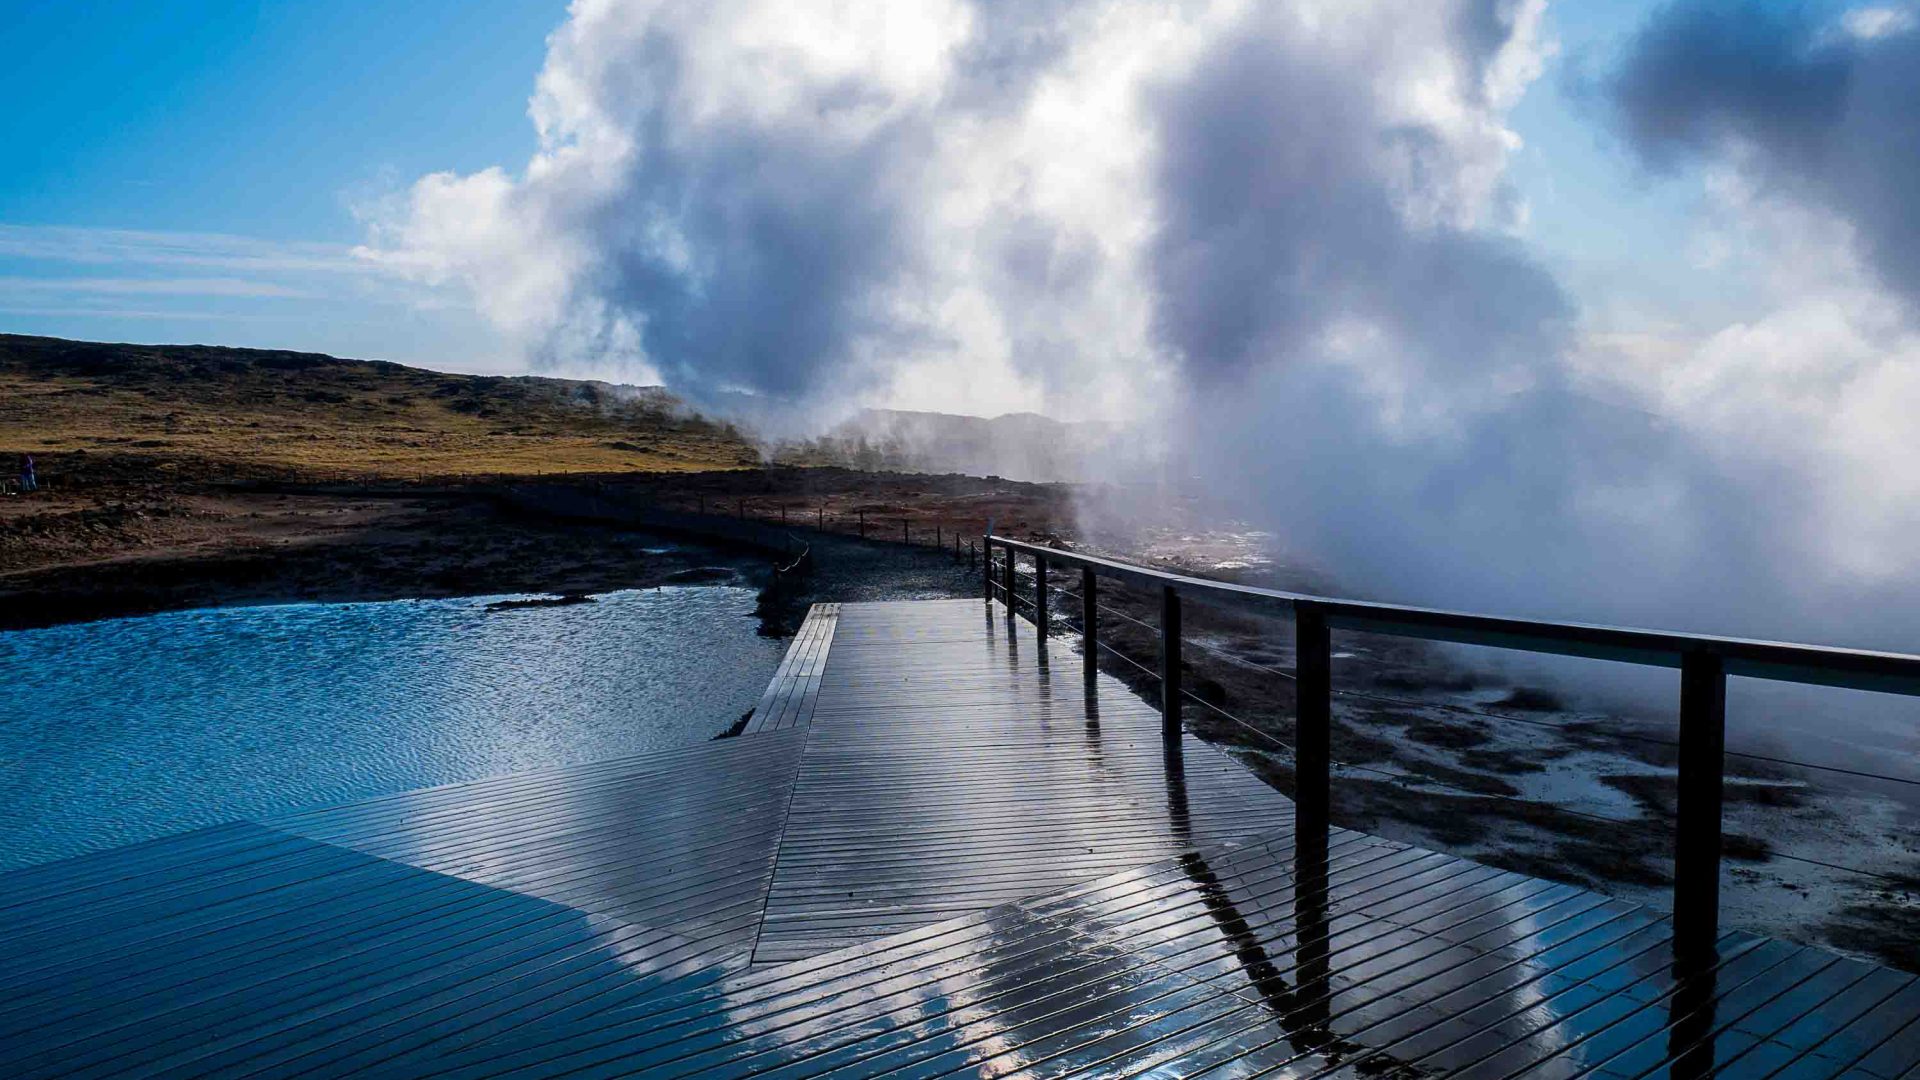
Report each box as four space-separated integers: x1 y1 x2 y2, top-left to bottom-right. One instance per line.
0 334 1071 627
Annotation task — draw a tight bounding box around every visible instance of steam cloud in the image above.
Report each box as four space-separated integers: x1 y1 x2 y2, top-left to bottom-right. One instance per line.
363 0 1920 649
358 0 1181 424
1613 0 1920 305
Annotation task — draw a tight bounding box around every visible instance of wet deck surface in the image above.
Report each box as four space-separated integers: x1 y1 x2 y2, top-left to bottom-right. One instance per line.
2 598 1915 1077
753 601 1292 964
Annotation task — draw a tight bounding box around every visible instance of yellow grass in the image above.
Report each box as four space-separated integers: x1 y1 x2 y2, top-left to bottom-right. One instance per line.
0 338 765 480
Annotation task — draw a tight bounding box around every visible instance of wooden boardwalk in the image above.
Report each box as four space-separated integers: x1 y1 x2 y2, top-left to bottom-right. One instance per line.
0 597 1915 1077
753 601 1291 964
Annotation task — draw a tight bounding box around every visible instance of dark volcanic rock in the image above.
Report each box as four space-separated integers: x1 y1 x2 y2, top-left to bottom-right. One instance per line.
485 593 597 611
662 566 739 585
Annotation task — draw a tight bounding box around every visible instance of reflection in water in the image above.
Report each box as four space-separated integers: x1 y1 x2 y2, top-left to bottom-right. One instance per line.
1165 734 1438 1075
1165 739 1189 842
0 587 784 871
1167 727 1335 1060
1179 854 1292 1006
1292 828 1334 1039
1078 689 1108 782
1666 948 1721 1079
1174 841 1445 1074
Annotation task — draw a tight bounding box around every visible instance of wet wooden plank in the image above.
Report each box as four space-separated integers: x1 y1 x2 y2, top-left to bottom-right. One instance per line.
277 730 807 948
0 732 808 1079
744 603 839 733
1 596 1914 1078
422 599 1920 1080
752 599 1296 964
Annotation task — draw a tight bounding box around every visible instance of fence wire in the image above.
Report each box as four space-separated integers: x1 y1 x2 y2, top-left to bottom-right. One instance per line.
1038 584 1920 790
1023 594 1919 888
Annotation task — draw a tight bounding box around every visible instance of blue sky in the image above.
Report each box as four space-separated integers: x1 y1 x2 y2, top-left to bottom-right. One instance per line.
3 0 555 235
0 0 560 367
1507 4 1714 319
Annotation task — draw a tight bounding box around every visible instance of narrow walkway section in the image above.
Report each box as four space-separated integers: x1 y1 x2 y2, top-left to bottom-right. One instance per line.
744 602 839 733
754 599 1294 964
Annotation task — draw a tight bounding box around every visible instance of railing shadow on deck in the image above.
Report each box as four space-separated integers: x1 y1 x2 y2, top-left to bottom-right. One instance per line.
980 532 1920 984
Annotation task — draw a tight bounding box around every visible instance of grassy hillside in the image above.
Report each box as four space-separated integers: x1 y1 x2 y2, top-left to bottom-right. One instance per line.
0 334 762 480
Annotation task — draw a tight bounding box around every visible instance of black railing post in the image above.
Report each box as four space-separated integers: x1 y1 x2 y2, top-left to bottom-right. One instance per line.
982 540 992 601
969 540 976 571
818 507 824 530
1292 609 1336 1028
1081 568 1097 683
1675 649 1726 963
902 519 909 545
1160 585 1182 741
1003 546 1017 620
936 525 942 550
1295 602 1331 838
858 509 865 538
1034 554 1049 634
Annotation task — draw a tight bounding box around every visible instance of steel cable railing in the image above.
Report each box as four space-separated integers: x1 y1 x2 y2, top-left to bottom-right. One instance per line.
1047 597 1920 889
978 543 1918 894
1060 576 1920 790
984 533 1920 952
1039 606 1726 891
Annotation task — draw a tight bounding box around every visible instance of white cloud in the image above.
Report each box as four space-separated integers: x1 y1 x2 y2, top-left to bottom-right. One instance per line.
0 225 363 275
1842 5 1916 40
0 305 272 322
359 0 1553 427
1574 179 1920 593
0 223 502 371
0 276 319 299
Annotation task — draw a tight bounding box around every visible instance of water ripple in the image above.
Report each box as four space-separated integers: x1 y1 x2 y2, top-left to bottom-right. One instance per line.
0 587 784 871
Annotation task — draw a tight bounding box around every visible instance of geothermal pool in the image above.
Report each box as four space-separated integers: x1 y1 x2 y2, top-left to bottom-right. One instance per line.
0 586 785 872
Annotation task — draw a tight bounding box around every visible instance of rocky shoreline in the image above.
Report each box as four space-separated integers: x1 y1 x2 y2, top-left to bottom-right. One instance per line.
0 464 1065 633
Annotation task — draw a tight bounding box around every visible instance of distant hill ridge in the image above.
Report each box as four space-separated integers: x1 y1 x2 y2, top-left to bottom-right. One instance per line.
806 407 1119 482
0 333 752 478
0 334 1106 482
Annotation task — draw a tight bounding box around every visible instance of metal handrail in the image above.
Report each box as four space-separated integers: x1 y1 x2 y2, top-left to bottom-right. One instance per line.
987 535 1920 695
981 531 1920 964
